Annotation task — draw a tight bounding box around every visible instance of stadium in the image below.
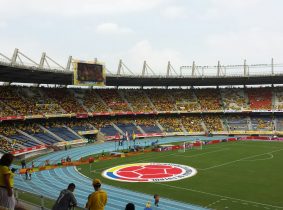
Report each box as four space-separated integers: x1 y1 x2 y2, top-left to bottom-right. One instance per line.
0 48 283 210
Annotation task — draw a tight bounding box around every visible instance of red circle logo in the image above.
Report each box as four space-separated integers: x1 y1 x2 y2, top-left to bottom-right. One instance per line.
102 163 197 182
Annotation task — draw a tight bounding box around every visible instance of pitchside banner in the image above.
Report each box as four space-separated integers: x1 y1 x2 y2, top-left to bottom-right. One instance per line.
73 60 106 86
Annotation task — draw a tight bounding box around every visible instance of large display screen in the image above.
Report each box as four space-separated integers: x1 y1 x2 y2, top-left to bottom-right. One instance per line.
73 61 106 86
77 63 104 82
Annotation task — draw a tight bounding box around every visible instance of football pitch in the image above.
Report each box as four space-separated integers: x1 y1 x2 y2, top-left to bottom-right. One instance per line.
79 140 283 210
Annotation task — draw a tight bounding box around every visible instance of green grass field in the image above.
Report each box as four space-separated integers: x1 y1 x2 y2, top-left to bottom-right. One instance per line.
79 141 283 210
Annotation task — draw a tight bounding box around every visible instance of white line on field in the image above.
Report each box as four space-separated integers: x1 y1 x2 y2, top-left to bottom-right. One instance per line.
198 148 283 171
87 147 230 173
205 198 226 208
154 182 283 209
173 148 229 158
241 153 274 162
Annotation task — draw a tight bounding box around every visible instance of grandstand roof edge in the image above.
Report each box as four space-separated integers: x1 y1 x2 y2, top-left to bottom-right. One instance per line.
1 63 283 86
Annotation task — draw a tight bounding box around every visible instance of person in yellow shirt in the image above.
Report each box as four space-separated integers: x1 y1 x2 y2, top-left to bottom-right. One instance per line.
0 153 15 209
85 178 107 210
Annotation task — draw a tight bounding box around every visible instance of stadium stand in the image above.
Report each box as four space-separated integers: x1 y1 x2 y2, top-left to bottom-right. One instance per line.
180 115 204 132
42 88 86 113
274 87 283 110
123 89 154 112
63 119 94 132
247 88 272 110
21 87 64 115
0 138 15 153
45 125 79 141
2 85 283 155
276 116 283 131
221 89 249 111
0 86 41 116
112 117 141 134
144 89 176 111
226 115 249 131
157 116 183 132
135 116 162 134
195 89 222 111
172 89 201 111
250 116 274 131
203 115 224 131
96 89 131 112
0 102 16 117
2 86 283 116
75 89 109 113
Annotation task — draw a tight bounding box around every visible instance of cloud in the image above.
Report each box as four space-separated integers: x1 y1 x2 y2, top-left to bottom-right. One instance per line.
0 21 7 29
210 0 261 10
0 0 163 18
161 6 188 19
206 28 283 54
96 23 133 35
95 40 185 75
198 0 265 21
125 40 185 74
203 27 283 67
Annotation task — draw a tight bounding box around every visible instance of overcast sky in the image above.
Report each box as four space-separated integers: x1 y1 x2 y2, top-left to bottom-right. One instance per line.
0 0 283 75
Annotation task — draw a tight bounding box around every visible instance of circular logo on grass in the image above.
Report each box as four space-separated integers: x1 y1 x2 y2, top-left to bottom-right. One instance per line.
102 163 197 182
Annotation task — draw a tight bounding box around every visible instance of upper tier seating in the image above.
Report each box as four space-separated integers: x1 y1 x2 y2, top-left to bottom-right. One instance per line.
247 88 272 110
96 89 131 112
145 89 176 111
2 86 283 116
42 88 86 113
195 89 222 111
172 89 201 111
0 86 41 116
123 90 154 112
75 89 109 113
221 89 249 111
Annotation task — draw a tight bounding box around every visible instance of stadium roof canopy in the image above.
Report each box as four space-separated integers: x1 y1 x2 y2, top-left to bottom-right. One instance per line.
1 49 283 87
2 61 283 86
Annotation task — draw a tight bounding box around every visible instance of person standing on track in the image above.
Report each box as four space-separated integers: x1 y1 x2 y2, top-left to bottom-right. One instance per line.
154 194 160 207
86 178 107 210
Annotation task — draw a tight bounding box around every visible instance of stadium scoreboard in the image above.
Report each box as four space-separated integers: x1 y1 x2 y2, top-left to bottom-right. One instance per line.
73 60 106 86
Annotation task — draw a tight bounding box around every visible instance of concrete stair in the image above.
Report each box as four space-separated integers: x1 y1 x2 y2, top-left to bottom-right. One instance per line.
17 130 45 145
38 125 65 142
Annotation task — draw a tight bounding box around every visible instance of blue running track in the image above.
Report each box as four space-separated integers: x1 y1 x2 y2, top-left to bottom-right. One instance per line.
15 136 223 210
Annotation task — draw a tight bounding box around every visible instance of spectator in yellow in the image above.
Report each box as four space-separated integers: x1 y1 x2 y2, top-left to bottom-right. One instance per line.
0 153 15 209
86 178 107 210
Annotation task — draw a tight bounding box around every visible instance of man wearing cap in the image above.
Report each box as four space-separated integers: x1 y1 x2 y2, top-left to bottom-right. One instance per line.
86 178 107 210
